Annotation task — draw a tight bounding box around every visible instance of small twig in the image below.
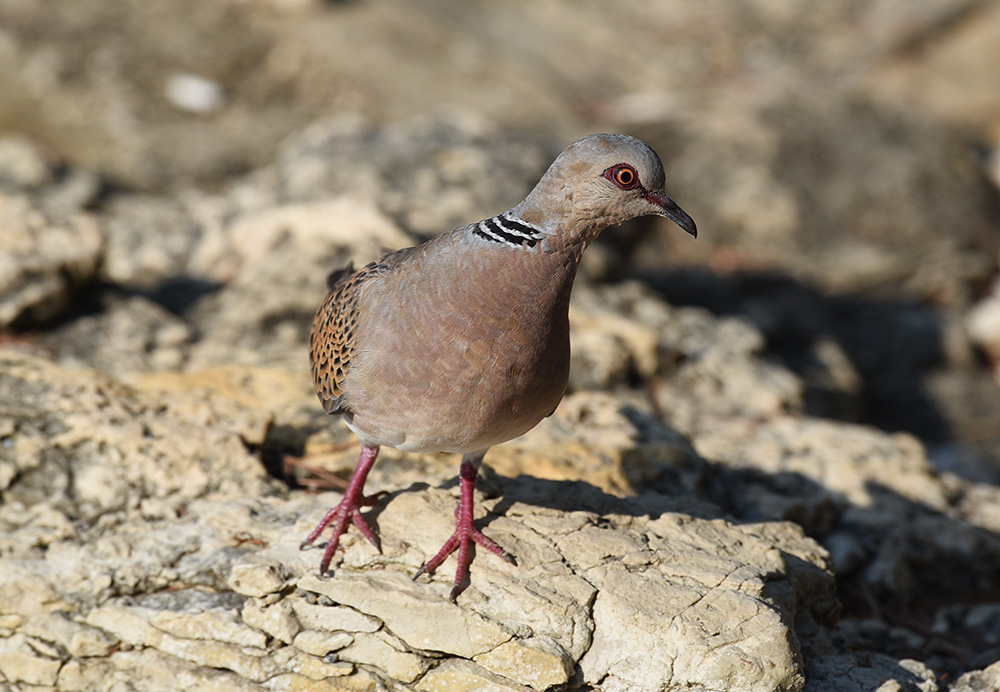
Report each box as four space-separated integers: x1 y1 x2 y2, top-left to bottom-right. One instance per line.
232 532 268 548
283 446 356 490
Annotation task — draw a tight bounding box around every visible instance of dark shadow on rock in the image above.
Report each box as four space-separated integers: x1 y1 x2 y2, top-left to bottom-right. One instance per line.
683 461 997 678
4 276 107 334
482 472 722 524
144 275 225 315
640 266 962 449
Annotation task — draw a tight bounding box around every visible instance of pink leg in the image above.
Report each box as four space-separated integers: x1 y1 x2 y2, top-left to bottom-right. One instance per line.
300 444 383 574
414 451 517 601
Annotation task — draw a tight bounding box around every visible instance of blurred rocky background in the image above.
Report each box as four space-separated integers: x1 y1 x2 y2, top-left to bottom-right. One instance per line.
1 1 1000 690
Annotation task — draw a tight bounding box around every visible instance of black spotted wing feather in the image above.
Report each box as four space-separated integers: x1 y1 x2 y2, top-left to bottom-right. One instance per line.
309 258 392 415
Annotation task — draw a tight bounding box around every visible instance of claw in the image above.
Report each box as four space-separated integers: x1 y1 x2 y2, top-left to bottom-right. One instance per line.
413 456 516 601
300 445 382 574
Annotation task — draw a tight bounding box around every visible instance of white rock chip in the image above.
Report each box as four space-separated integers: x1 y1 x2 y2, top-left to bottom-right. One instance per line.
165 72 226 114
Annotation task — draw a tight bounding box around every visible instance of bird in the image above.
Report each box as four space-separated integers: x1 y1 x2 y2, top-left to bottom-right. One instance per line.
301 133 697 601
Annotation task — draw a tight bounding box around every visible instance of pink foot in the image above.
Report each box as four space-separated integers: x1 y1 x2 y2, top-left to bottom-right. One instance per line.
300 445 383 574
413 456 517 601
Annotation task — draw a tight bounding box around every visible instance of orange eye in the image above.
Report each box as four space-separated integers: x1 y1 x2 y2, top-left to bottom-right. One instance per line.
605 163 641 190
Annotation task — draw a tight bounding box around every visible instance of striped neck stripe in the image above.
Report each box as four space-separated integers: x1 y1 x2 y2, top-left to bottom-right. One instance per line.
473 212 545 249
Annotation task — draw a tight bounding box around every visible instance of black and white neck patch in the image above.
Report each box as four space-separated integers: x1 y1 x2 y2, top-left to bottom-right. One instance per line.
472 212 545 249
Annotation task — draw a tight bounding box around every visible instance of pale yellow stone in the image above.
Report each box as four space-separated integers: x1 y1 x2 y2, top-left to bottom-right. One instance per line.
289 599 381 634
152 608 268 648
55 658 91 691
0 633 62 686
415 659 526 692
292 629 353 657
229 556 294 598
85 603 154 646
242 597 301 644
133 366 313 431
270 646 354 681
58 646 264 692
22 634 60 659
0 564 69 618
474 637 573 689
145 628 271 681
337 632 427 684
86 604 270 682
0 614 24 632
68 628 117 658
263 670 379 692
298 573 511 658
86 599 369 684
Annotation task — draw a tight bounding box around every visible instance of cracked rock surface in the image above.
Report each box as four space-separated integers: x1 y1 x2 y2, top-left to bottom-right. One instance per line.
1 348 837 691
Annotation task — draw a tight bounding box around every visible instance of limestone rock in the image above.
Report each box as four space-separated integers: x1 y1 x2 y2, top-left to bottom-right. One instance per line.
228 556 296 599
949 660 1000 692
0 193 102 329
0 425 836 692
473 637 574 690
183 195 416 371
0 350 275 523
805 653 941 692
336 630 429 684
966 272 1000 383
98 192 209 290
415 658 531 692
39 293 194 375
289 597 381 635
486 389 704 500
0 135 55 190
297 573 514 659
0 633 62 686
691 413 1000 601
93 115 544 297
2 334 998 689
257 116 548 239
242 598 301 645
569 281 804 425
275 478 835 692
20 611 117 658
290 629 353 657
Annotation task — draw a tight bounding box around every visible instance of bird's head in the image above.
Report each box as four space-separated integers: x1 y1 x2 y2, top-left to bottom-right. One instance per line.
518 133 696 248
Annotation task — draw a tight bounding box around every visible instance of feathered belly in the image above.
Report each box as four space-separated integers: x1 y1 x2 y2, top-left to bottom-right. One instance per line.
342 321 570 454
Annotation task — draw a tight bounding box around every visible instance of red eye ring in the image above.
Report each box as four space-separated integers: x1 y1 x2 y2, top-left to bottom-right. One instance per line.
604 163 641 190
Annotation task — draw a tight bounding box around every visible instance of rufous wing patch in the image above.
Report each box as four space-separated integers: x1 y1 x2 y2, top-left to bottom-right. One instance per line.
309 258 390 415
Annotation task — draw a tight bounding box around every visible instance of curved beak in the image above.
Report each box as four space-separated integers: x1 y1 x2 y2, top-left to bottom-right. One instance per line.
646 191 697 238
